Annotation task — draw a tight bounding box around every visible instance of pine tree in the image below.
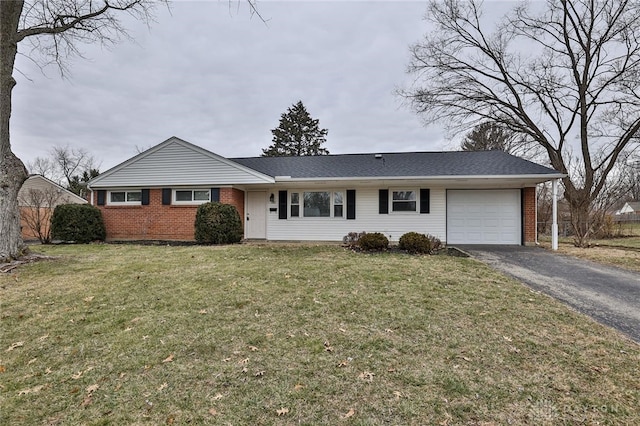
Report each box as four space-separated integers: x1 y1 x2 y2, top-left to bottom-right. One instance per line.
262 101 329 156
460 122 515 152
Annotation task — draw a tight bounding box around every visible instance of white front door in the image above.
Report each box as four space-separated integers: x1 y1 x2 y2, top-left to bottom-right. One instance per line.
246 191 267 239
447 189 521 244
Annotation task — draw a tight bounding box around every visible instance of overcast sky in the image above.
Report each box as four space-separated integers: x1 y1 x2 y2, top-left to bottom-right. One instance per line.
11 1 512 172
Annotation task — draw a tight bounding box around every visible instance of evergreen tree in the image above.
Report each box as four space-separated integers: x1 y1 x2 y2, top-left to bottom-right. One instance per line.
262 101 329 156
460 122 515 152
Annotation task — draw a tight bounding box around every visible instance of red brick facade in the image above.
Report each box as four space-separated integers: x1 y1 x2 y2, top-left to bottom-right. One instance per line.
95 188 245 241
523 186 536 244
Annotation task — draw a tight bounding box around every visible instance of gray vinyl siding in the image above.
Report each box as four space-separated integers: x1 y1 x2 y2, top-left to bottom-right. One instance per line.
266 188 446 242
91 140 272 187
18 176 87 207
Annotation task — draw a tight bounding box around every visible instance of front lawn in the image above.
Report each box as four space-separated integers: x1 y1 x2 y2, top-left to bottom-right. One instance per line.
539 236 640 272
1 244 638 424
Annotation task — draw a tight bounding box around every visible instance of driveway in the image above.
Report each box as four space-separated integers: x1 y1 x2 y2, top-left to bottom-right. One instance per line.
457 245 640 343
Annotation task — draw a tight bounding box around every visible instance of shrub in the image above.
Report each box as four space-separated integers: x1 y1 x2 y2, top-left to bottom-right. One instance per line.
342 231 367 246
357 232 389 251
195 202 243 244
398 232 432 254
398 232 443 254
51 204 106 243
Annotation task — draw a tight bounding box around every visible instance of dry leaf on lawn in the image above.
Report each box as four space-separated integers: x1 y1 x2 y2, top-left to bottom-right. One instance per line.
249 346 259 352
80 395 93 408
208 408 219 416
86 384 99 394
83 296 94 303
294 383 304 390
162 354 174 363
6 341 24 352
239 358 249 365
212 393 224 401
276 407 289 416
18 384 44 395
255 370 265 377
342 408 355 418
358 371 375 381
157 382 168 391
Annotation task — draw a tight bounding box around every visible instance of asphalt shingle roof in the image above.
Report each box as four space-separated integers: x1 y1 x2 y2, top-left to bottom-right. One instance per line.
231 150 559 179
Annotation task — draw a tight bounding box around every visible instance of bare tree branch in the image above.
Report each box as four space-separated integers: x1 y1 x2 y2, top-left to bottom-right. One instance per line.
402 0 640 246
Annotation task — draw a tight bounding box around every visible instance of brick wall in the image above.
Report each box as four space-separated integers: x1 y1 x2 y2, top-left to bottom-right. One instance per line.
523 186 536 244
20 206 52 241
95 188 245 241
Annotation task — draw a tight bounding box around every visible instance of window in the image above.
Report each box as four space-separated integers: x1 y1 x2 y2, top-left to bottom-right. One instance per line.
174 189 210 204
285 190 346 218
109 191 142 205
392 190 416 212
291 192 300 217
333 192 344 217
304 191 331 217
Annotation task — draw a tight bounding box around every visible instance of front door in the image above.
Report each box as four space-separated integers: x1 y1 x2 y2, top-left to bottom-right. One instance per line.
246 191 267 239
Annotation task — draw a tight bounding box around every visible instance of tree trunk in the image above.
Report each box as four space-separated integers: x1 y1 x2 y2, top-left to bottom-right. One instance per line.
1 1 29 262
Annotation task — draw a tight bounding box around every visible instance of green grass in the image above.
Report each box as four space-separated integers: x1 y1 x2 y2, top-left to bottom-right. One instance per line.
1 244 639 425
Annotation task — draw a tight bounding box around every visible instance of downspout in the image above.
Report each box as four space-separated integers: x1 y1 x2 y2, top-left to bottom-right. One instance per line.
552 179 559 251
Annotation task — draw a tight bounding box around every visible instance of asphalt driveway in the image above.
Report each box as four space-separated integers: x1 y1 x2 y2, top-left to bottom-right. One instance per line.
457 245 640 343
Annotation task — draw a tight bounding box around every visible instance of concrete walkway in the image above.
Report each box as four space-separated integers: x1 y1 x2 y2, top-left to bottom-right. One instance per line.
457 245 640 343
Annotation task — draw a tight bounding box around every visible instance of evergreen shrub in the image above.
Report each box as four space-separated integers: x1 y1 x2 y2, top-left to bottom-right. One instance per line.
357 232 389 251
195 202 243 244
51 204 106 243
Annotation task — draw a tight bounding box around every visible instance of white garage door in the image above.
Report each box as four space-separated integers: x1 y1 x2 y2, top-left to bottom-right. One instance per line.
447 190 521 245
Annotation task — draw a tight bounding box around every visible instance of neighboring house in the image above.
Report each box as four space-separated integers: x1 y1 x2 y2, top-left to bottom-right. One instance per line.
18 174 88 241
616 201 640 215
87 136 564 245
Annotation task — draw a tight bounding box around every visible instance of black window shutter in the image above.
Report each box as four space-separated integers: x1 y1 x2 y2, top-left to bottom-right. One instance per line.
379 189 389 214
211 188 220 202
278 190 288 219
141 189 150 205
420 188 430 214
97 190 106 206
162 188 172 205
346 190 356 220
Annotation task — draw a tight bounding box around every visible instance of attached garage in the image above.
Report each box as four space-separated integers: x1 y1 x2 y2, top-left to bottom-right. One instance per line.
447 189 521 245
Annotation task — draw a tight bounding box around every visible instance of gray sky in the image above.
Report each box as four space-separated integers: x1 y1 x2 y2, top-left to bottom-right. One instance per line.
11 1 500 172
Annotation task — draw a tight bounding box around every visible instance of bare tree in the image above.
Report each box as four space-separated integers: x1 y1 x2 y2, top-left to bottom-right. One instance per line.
26 156 56 179
0 0 165 261
18 186 63 244
403 0 640 247
28 145 99 189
